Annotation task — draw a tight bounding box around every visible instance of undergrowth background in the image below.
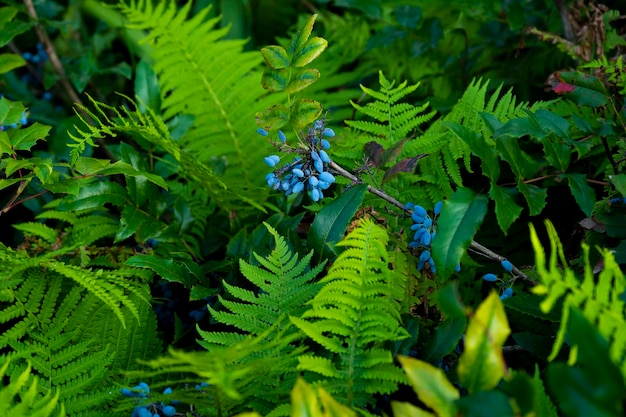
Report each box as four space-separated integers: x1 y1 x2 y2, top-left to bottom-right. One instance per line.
0 0 625 416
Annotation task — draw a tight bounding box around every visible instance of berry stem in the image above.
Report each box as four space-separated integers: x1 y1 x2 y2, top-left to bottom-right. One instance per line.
329 160 538 286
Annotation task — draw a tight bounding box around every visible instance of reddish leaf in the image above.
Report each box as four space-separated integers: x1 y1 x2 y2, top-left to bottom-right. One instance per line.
552 82 575 94
364 141 384 167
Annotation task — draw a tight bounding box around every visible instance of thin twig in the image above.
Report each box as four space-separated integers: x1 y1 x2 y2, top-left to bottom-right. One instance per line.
23 0 115 162
329 161 538 286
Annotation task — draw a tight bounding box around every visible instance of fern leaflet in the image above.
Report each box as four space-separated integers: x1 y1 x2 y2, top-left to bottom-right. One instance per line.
290 219 408 408
530 220 626 378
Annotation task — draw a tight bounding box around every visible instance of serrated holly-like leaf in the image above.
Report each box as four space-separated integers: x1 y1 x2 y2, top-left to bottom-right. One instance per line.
116 204 165 243
308 184 367 264
431 188 488 281
286 68 320 93
399 356 459 417
612 174 626 197
256 105 289 131
493 117 546 140
541 137 571 171
292 36 328 67
261 67 289 92
458 292 511 393
517 181 547 216
260 45 290 69
10 123 50 151
558 71 610 107
290 99 322 130
560 173 595 217
489 185 522 234
496 136 542 179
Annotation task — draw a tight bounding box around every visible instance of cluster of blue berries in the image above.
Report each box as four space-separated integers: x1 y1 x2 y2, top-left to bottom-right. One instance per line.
259 120 336 202
482 259 515 300
121 382 178 417
609 197 626 205
406 201 446 273
22 43 49 65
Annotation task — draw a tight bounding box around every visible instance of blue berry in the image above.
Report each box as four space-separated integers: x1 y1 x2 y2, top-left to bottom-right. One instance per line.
309 176 318 187
321 139 331 149
163 387 173 395
483 273 497 282
319 149 331 163
313 159 323 174
503 287 513 297
434 201 443 216
292 182 304 193
318 172 335 183
162 405 176 416
278 130 286 142
500 260 513 272
423 218 433 228
314 120 324 129
405 202 415 210
257 128 269 136
419 232 431 246
322 127 335 137
419 250 431 262
292 168 304 178
411 212 425 224
264 155 280 167
311 188 321 202
455 264 461 272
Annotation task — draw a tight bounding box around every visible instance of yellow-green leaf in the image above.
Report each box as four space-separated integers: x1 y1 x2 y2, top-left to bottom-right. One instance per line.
458 291 511 393
0 53 25 74
398 355 459 417
260 45 290 69
256 105 289 131
286 68 320 93
290 99 322 130
261 67 289 92
292 36 328 67
391 401 436 417
288 14 317 55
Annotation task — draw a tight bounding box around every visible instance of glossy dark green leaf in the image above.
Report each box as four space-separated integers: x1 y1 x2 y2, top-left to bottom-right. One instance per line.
496 136 542 179
435 283 469 319
534 109 570 138
432 188 488 281
126 254 194 286
308 184 367 264
561 173 595 217
455 390 514 417
115 204 165 243
517 181 547 216
256 105 289 131
611 173 626 197
489 185 522 234
558 71 610 107
458 292 510 393
290 99 322 130
261 67 289 92
260 45 290 69
596 212 626 238
134 58 161 113
541 137 571 171
493 116 546 140
57 181 127 211
422 316 467 363
286 68 320 93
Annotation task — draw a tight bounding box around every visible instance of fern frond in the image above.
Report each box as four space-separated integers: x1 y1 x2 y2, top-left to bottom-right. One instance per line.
199 222 325 346
530 220 626 378
291 219 408 408
0 360 65 417
120 0 276 192
346 71 436 143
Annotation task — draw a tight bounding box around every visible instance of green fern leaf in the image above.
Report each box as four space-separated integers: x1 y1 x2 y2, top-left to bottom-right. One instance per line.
121 0 276 193
291 219 408 408
530 220 626 378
